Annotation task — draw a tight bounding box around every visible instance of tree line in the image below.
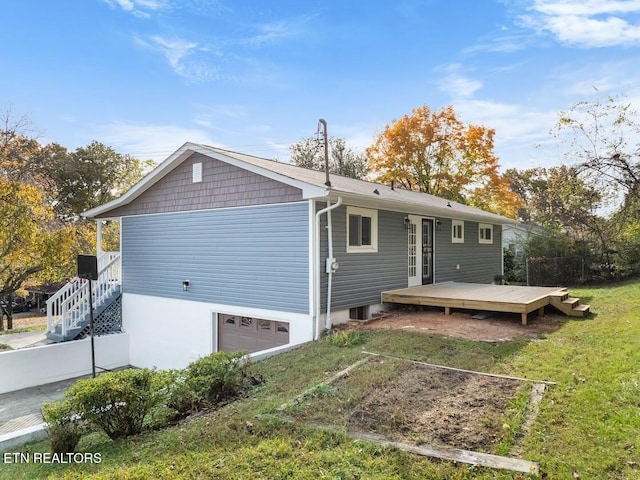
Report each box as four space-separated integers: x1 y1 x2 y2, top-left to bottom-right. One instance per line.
0 110 154 328
290 98 640 283
2 97 639 327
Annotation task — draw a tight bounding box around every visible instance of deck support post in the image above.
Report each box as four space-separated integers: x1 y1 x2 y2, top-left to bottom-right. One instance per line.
521 312 528 325
537 307 544 316
444 306 450 315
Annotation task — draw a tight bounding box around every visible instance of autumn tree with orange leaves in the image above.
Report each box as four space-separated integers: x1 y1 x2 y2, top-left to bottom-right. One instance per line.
366 105 521 218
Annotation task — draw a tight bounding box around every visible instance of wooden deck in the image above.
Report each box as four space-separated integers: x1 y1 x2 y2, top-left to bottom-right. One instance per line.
381 282 590 325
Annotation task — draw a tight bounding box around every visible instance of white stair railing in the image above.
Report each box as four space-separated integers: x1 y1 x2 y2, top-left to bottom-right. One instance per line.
46 252 121 339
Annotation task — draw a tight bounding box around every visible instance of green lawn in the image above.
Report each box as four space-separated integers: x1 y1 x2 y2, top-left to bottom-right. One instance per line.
3 279 639 479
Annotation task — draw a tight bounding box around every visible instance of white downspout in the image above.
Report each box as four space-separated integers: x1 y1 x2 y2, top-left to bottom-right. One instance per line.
314 197 342 340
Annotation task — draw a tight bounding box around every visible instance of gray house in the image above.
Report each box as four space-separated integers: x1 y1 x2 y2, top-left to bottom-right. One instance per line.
78 142 514 369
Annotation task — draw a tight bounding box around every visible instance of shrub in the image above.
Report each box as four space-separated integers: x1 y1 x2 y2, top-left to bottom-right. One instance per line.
166 351 251 417
42 400 89 454
324 330 365 347
65 368 163 440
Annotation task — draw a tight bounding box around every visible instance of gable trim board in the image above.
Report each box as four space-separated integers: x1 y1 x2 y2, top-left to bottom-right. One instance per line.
84 143 326 219
82 143 515 369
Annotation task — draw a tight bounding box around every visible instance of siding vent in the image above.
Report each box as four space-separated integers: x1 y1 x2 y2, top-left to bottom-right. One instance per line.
349 305 370 320
192 162 203 183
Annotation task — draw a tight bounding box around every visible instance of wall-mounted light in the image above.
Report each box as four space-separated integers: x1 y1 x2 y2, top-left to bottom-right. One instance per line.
403 217 410 229
182 280 190 291
435 220 442 231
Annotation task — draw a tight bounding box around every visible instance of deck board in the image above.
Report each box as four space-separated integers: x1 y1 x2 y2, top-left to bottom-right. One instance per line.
381 282 568 325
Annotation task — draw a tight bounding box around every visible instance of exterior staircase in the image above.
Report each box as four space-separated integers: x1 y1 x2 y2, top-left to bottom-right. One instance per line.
46 252 122 342
549 289 591 317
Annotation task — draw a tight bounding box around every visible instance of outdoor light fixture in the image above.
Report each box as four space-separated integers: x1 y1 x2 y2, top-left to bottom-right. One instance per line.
435 220 442 231
182 280 190 291
403 217 410 229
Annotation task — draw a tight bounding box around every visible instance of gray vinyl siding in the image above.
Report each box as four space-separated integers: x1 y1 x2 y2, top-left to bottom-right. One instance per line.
434 218 502 283
122 202 309 313
101 153 303 218
319 204 406 310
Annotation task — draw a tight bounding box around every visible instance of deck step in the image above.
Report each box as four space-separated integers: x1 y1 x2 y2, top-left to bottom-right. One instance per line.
572 304 590 316
549 291 569 301
562 297 580 308
549 294 590 317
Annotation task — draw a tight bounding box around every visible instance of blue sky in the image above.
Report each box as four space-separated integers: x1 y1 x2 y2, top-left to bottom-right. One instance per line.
2 0 640 170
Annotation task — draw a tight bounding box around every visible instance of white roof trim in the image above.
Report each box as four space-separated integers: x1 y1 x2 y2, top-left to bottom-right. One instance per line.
83 142 516 225
82 142 328 218
325 192 516 224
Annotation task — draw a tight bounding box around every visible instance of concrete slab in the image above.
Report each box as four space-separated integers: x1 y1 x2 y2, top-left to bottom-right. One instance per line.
0 375 91 452
0 330 50 349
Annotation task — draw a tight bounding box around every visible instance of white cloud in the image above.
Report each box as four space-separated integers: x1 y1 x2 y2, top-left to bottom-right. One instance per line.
462 32 537 55
244 21 298 46
242 15 316 47
440 74 483 98
147 35 197 68
550 58 640 96
135 35 221 83
103 0 169 18
435 64 483 98
453 99 562 169
95 122 223 162
533 0 640 16
520 0 640 47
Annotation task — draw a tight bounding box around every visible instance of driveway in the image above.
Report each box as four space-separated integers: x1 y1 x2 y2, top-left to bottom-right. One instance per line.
0 330 49 350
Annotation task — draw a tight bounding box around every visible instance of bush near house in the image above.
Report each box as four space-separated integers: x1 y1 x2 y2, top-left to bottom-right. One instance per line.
41 351 257 452
64 368 162 440
41 400 90 454
324 330 365 347
165 351 256 417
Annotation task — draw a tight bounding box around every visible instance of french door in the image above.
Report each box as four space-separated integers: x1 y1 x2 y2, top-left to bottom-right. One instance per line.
408 216 434 286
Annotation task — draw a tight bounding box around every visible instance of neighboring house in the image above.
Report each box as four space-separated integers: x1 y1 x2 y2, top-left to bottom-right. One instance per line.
73 142 516 370
502 222 545 257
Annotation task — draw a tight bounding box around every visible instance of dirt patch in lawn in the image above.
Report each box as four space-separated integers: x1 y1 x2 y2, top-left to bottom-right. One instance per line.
287 357 525 454
347 362 522 452
354 307 565 342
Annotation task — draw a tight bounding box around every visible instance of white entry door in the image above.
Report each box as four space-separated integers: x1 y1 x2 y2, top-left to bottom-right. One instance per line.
407 215 422 287
407 215 434 287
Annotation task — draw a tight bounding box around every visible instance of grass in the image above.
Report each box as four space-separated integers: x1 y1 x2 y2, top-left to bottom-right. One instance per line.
3 279 640 479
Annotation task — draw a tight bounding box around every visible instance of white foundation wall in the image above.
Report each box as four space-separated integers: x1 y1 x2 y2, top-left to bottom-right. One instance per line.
123 293 313 370
321 303 387 328
0 333 130 394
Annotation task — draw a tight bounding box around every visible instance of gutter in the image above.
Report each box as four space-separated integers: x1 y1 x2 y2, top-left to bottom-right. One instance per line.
313 197 342 340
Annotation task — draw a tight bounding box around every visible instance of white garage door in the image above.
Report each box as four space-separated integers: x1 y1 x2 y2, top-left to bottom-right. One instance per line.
218 314 290 353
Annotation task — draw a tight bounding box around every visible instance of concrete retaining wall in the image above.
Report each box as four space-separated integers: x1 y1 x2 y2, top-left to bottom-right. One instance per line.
0 333 130 394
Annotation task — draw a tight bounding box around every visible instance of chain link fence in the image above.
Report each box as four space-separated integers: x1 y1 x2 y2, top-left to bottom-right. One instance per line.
526 256 586 287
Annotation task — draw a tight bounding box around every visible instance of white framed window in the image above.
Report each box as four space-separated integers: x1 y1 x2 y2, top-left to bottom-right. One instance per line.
452 220 464 243
346 206 378 253
479 224 493 244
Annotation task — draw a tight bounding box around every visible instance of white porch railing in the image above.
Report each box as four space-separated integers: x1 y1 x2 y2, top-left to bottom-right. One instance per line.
46 252 121 340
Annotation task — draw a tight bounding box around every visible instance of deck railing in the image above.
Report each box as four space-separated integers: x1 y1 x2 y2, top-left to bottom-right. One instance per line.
46 251 121 339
